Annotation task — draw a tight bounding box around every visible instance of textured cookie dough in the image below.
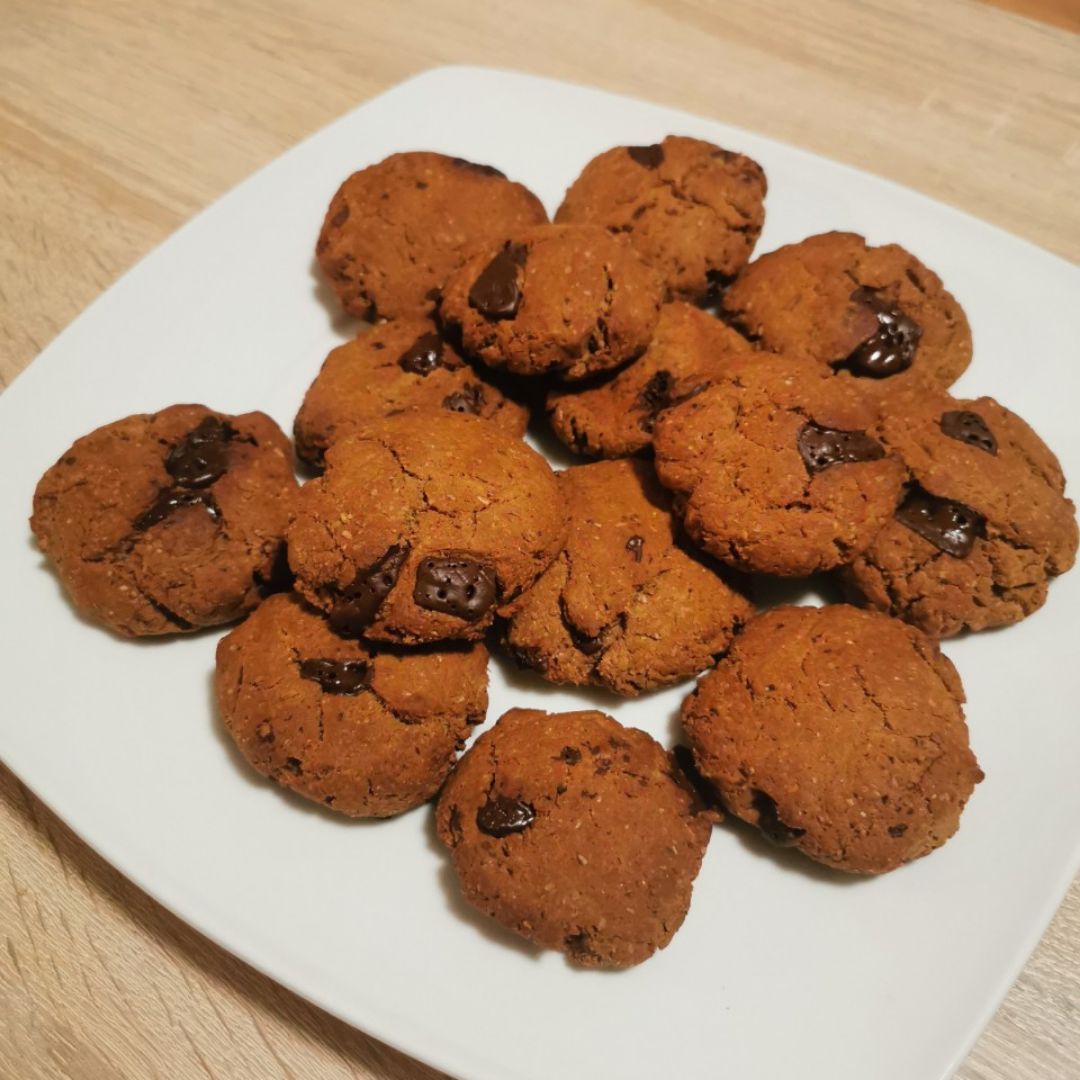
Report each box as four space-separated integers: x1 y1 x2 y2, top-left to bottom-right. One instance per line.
842 390 1078 637
31 404 297 636
436 707 713 968
546 301 757 458
287 412 568 644
682 605 983 874
653 356 906 575
294 318 529 468
555 135 766 301
216 593 488 817
316 151 547 321
721 232 972 395
439 224 663 382
504 459 751 694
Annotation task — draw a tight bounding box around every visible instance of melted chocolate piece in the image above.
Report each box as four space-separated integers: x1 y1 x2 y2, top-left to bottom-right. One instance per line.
940 410 997 455
442 383 486 416
135 489 220 531
299 657 371 694
165 416 238 488
895 486 985 558
627 144 664 168
398 333 445 375
835 288 922 379
329 204 349 228
451 157 506 178
413 556 497 620
626 535 644 562
476 794 535 837
468 243 527 319
888 824 908 838
329 546 409 636
636 369 675 412
797 421 885 473
751 790 805 847
558 746 582 765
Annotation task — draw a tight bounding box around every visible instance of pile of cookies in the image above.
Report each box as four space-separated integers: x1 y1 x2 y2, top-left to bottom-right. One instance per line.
31 137 1078 970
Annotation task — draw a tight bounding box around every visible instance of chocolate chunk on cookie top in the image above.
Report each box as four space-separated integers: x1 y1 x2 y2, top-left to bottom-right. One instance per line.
31 405 297 637
682 605 983 875
843 390 1078 637
216 594 488 817
287 412 568 645
504 459 751 695
316 152 547 321
436 708 713 968
439 224 663 382
555 135 767 302
652 356 906 576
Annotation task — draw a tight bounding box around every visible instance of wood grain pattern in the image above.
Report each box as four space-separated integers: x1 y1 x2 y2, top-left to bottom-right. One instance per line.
1 1 1078 1078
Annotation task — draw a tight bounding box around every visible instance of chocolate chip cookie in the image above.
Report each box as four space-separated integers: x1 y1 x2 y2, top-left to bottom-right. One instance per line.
294 318 529 468
438 224 663 382
721 232 972 395
316 152 547 321
652 356 906 575
31 405 297 636
842 390 1078 637
504 459 751 694
435 707 713 968
555 135 766 301
216 593 488 817
287 412 567 644
682 605 983 874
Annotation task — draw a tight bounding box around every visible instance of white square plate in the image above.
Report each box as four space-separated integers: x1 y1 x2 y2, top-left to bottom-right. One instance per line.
1 66 1078 1080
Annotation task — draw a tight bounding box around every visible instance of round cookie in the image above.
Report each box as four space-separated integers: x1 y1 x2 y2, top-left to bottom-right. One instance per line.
504 459 751 695
546 301 756 457
555 135 766 301
316 152 547 321
435 707 713 968
287 411 568 644
682 605 983 874
31 405 297 636
216 593 488 817
439 224 663 382
294 318 529 469
842 390 1078 637
721 232 972 395
652 356 907 576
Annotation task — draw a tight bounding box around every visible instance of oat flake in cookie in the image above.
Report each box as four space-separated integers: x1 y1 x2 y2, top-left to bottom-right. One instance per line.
31 404 297 636
436 708 713 968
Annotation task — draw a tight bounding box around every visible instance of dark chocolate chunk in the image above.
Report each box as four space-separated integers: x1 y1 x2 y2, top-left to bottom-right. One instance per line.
888 824 908 838
558 746 582 765
329 545 409 636
413 556 497 620
835 288 922 379
476 794 535 837
468 243 527 319
797 421 885 473
165 416 238 489
135 489 221 531
451 157 506 179
751 790 805 847
626 535 644 562
627 144 664 169
299 657 371 695
442 383 486 416
636 369 675 413
895 485 985 558
940 410 997 455
398 332 446 375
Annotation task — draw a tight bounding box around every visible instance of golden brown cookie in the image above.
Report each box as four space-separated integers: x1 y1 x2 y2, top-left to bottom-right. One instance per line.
439 224 663 382
294 318 529 469
287 412 567 644
652 356 906 575
721 232 972 396
504 459 751 694
555 136 766 301
546 301 757 458
316 152 547 321
842 389 1078 637
435 707 713 968
216 593 488 817
31 405 297 636
682 605 983 874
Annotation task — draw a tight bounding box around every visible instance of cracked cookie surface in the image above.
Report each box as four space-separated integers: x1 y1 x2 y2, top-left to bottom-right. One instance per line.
546 301 757 458
504 459 751 695
842 389 1078 637
294 318 529 469
682 605 983 874
316 151 547 321
438 224 662 382
215 593 488 817
555 135 766 301
721 231 972 396
286 412 567 644
435 707 713 968
653 356 906 575
31 404 297 636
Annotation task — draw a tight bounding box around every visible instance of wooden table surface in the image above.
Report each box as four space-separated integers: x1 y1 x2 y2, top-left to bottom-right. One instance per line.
1 1 1078 1077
